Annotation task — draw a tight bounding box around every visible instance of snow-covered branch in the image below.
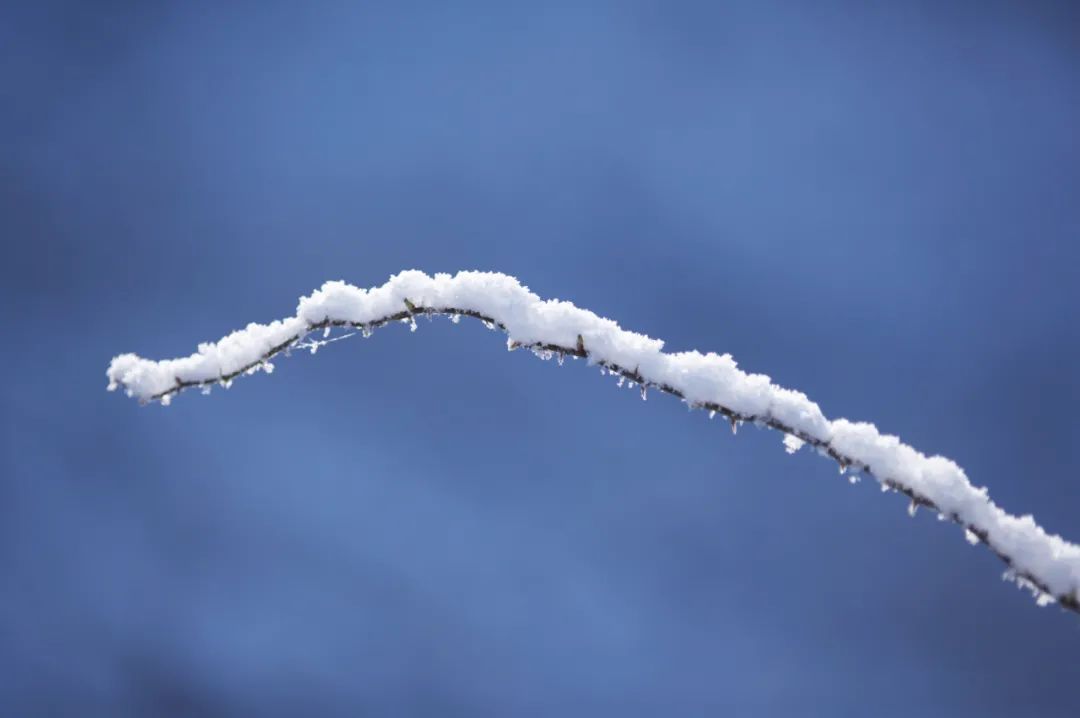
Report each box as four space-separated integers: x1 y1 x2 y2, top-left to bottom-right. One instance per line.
106 270 1080 614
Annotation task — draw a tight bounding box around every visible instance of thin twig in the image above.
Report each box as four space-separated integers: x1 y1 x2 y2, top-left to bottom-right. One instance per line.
139 303 1078 615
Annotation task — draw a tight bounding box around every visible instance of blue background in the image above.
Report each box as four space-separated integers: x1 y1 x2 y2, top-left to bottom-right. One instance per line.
3 1 1079 715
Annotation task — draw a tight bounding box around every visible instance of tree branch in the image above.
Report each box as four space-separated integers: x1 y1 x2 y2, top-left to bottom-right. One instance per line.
106 271 1080 615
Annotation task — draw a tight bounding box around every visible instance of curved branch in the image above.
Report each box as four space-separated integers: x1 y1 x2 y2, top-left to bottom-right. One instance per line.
106 271 1080 615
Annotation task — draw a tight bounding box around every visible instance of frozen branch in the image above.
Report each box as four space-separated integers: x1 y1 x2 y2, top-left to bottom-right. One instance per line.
106 270 1080 614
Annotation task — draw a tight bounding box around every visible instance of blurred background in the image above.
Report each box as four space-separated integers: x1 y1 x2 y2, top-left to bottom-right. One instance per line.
2 1 1079 715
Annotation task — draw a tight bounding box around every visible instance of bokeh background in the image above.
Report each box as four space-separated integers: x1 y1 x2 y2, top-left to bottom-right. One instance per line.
3 1 1079 715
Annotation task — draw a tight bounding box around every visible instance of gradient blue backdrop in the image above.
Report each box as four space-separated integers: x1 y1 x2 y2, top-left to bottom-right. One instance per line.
3 1 1079 715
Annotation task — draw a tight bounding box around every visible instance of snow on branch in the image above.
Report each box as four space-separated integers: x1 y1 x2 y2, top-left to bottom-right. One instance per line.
106 270 1080 614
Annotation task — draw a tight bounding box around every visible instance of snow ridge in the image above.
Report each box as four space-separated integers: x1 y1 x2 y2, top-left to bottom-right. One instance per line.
106 270 1080 614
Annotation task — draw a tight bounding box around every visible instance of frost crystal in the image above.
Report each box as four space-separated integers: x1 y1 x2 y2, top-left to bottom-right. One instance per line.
783 434 805 454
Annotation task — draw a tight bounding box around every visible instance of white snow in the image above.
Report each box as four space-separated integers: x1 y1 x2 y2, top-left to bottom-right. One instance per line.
105 269 1080 610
